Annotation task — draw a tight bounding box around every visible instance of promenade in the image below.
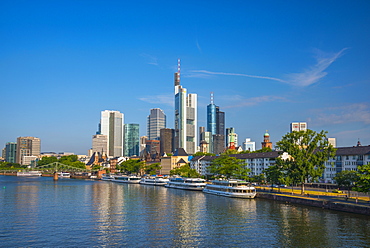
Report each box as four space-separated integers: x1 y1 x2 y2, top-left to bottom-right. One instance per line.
256 186 370 215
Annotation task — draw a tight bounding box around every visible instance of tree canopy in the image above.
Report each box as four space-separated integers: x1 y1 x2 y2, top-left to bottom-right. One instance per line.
119 159 144 175
170 164 200 178
144 163 162 175
353 163 370 193
275 129 336 194
209 155 249 179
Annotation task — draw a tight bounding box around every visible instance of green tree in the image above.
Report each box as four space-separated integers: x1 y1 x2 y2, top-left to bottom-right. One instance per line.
334 170 359 197
221 149 239 155
144 163 162 175
264 165 284 191
210 155 248 179
192 152 216 157
170 164 200 178
119 160 144 175
37 156 58 166
275 129 336 195
353 163 370 195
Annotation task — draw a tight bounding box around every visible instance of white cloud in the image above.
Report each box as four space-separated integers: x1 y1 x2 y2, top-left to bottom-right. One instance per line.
312 103 370 125
140 53 158 66
139 94 173 106
188 48 347 87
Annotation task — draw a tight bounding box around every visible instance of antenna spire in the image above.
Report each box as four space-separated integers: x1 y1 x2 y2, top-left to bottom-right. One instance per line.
210 92 214 104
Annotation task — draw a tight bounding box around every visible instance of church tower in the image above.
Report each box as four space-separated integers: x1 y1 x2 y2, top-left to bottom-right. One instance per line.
261 131 273 149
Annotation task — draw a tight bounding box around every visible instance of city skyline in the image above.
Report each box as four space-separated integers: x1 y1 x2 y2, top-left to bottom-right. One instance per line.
1 1 369 154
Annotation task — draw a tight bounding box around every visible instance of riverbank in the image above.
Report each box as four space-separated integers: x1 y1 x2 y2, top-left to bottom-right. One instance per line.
256 191 370 216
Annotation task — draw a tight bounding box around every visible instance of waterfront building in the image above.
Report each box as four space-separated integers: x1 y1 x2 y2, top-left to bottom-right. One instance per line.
100 110 124 157
174 59 197 154
92 134 108 154
243 138 256 152
160 148 188 175
160 128 175 155
290 122 307 132
147 108 166 140
261 131 273 149
5 142 17 163
124 124 140 157
16 136 41 165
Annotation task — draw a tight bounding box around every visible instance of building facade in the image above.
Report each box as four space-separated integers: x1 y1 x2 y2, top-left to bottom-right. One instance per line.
5 142 17 163
92 134 108 154
261 131 273 149
290 122 307 132
124 124 140 157
16 137 41 165
147 108 166 140
100 110 124 157
160 128 175 155
174 59 197 154
243 138 256 152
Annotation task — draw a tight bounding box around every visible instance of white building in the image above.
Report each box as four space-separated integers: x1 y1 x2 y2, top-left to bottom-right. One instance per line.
290 122 307 132
243 138 256 152
100 110 124 157
92 134 108 154
174 59 197 154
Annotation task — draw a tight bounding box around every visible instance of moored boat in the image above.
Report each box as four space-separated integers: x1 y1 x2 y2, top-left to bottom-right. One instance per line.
112 175 141 184
165 177 206 191
203 179 256 198
140 175 169 186
101 174 115 181
58 172 71 178
17 171 42 177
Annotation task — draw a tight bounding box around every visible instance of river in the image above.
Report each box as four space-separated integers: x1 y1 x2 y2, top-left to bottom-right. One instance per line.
0 175 369 247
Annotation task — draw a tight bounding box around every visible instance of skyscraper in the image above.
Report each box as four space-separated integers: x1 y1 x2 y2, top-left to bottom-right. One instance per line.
174 59 197 154
100 110 124 157
5 142 17 163
160 128 175 155
92 134 108 154
290 122 307 132
124 124 140 157
206 93 225 154
207 93 217 135
16 137 41 164
147 108 166 140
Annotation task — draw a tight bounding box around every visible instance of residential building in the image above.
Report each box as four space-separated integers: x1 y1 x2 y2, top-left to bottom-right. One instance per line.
100 110 124 157
174 59 197 154
124 124 140 157
290 122 307 132
147 108 166 140
160 128 175 155
5 142 17 163
16 137 41 165
243 138 256 152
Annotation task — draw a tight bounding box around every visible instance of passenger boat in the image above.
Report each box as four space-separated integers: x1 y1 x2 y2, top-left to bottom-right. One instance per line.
165 177 206 191
112 175 141 184
17 171 42 177
140 175 169 186
101 174 115 181
203 179 256 198
58 172 71 178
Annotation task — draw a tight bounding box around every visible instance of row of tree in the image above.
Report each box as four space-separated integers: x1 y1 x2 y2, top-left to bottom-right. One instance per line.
37 155 86 169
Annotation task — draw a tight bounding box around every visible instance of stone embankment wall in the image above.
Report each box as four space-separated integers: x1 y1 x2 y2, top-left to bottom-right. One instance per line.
257 192 370 216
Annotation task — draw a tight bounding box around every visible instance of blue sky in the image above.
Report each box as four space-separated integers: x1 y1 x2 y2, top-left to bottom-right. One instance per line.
1 0 369 155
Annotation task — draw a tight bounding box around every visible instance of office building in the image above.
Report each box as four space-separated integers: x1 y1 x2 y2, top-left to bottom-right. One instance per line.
147 108 166 140
212 134 225 155
160 128 175 155
328 138 336 148
226 127 238 148
16 137 41 165
290 122 307 132
200 131 213 153
92 134 108 154
174 59 197 154
124 124 140 157
5 142 17 163
140 136 148 153
100 110 124 157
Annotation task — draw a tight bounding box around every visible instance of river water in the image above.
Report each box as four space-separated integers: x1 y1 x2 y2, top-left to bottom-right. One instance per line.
1 175 369 247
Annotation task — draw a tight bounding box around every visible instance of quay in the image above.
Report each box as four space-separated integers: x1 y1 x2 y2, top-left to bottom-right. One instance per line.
256 187 370 216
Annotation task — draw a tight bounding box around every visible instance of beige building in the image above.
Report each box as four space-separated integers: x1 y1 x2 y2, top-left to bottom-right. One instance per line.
16 136 41 165
160 148 188 175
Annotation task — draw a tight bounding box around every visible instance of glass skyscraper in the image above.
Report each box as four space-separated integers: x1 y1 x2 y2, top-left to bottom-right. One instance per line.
124 124 140 157
147 108 166 140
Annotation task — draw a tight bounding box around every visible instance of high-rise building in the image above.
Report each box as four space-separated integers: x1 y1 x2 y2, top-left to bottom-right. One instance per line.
200 131 212 153
92 134 108 154
212 134 225 155
226 127 238 148
140 136 148 153
147 108 166 140
206 93 225 153
160 128 175 155
124 124 140 157
216 106 225 138
243 138 256 152
290 122 307 132
5 142 17 163
207 93 217 135
174 59 197 154
146 140 160 156
16 137 41 164
100 110 124 157
328 138 336 148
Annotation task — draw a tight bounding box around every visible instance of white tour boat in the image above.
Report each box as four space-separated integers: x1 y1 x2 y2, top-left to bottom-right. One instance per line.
203 179 256 198
58 172 71 178
165 177 206 191
17 171 42 177
101 174 115 181
140 176 169 186
112 175 141 184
